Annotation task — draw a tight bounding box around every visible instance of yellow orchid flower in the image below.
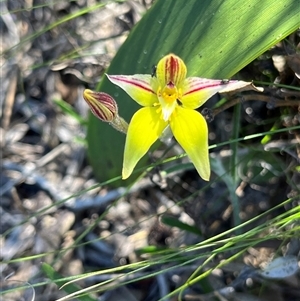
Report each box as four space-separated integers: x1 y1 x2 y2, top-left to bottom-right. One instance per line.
107 53 256 181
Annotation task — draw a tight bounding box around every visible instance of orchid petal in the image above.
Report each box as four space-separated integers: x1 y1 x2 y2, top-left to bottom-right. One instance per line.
218 81 264 93
170 107 210 181
156 53 187 87
106 74 157 107
182 78 255 109
122 107 168 179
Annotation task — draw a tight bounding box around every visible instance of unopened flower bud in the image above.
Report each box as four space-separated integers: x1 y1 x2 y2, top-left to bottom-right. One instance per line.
83 89 118 122
83 89 128 134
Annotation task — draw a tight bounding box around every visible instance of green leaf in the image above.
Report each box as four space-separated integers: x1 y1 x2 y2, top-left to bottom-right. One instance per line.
87 0 300 185
162 215 202 236
41 263 97 301
54 98 88 126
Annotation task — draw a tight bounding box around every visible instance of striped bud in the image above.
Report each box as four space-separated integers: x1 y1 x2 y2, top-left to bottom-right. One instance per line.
83 89 118 122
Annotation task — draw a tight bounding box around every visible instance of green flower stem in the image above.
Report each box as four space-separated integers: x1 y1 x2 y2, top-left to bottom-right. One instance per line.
110 115 128 134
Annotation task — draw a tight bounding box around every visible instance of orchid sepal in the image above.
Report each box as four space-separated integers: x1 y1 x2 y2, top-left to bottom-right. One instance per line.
122 107 167 179
170 106 210 181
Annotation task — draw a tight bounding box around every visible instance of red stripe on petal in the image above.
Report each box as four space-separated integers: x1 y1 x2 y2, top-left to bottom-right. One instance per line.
109 75 156 95
157 54 187 87
167 55 177 83
184 82 223 95
166 55 182 84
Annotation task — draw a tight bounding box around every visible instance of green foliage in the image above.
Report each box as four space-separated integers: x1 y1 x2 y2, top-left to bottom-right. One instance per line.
42 198 299 301
87 0 300 185
162 215 203 236
41 263 97 301
54 98 88 126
